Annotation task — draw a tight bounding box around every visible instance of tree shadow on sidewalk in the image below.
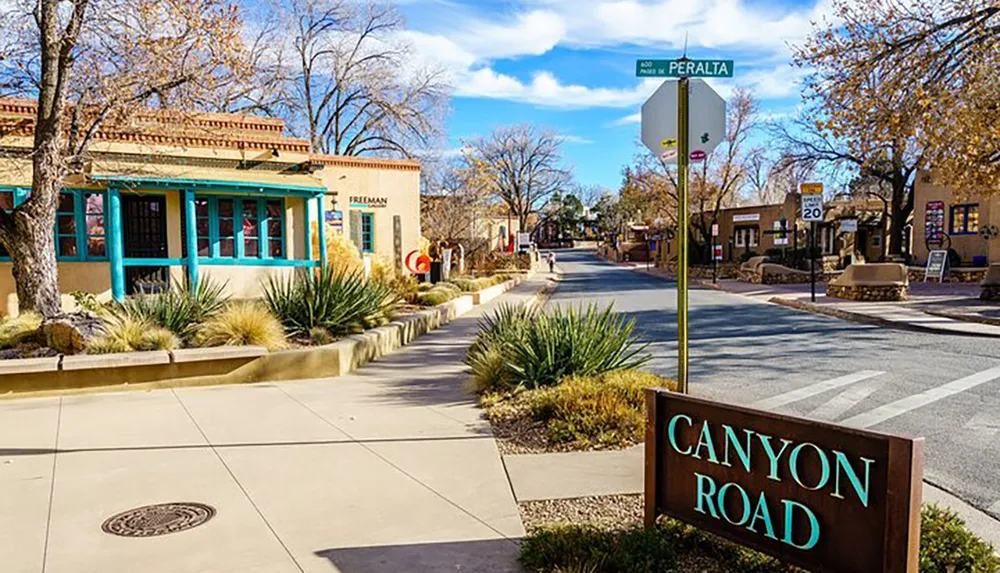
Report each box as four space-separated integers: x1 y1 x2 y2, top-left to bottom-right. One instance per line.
315 538 524 573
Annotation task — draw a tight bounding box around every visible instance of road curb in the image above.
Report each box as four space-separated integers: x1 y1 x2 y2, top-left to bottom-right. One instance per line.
769 297 1000 338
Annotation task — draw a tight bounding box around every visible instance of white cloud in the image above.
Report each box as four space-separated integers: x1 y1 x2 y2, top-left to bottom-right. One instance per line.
561 134 594 144
399 0 830 109
609 112 642 127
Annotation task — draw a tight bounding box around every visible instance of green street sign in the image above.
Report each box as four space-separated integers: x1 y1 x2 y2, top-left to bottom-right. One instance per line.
636 59 734 78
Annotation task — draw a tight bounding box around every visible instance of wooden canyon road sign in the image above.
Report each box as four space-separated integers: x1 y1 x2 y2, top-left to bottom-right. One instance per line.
645 389 923 573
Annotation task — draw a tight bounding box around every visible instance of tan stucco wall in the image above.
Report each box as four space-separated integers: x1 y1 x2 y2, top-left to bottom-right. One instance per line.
316 164 421 266
0 262 111 316
199 266 297 299
913 173 1000 265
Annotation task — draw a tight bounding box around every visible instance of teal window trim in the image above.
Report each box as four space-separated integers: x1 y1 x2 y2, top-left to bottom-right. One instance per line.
949 203 979 235
121 257 318 268
51 190 109 263
184 194 287 262
360 211 374 254
95 176 325 197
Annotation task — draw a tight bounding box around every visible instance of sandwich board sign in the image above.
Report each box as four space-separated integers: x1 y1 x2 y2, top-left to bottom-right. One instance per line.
645 389 924 573
925 250 948 282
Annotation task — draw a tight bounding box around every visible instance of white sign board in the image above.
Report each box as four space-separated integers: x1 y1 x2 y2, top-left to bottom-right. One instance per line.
733 213 760 222
773 221 789 246
840 219 858 233
641 79 726 163
801 193 824 222
516 232 531 250
711 223 719 237
925 250 948 282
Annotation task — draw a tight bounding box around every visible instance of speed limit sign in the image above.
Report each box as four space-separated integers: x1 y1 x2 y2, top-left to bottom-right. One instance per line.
800 183 824 222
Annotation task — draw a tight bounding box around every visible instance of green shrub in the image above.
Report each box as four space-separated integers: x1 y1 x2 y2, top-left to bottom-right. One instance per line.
309 326 336 345
0 313 42 349
506 303 650 389
530 371 675 449
520 505 1000 573
385 274 419 303
88 315 179 354
920 504 1000 573
114 277 229 340
520 524 678 573
195 303 287 350
71 291 106 314
417 287 458 306
262 266 398 336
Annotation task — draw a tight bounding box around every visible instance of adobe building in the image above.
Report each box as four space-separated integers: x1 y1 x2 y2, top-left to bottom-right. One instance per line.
0 98 421 314
912 171 999 266
656 192 887 269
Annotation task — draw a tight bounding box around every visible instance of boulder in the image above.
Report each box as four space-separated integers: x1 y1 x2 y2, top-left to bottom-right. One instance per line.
42 312 105 355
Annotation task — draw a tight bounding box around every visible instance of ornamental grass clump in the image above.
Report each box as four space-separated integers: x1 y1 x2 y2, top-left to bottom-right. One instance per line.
262 266 398 336
195 302 287 350
113 277 229 341
87 315 179 354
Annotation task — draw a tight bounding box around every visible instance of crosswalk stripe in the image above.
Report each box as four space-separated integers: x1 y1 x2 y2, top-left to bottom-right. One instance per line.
751 370 885 410
806 381 883 421
842 365 1000 429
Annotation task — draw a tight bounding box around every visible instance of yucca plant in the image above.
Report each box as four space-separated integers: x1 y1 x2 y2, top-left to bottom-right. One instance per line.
506 303 650 389
466 303 538 392
112 277 229 341
262 266 399 336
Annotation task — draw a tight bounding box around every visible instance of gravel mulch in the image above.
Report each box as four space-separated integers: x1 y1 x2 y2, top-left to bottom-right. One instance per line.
519 494 644 532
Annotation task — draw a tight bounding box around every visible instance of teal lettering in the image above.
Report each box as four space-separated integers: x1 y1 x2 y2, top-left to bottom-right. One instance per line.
832 451 874 508
668 414 693 456
782 500 820 550
757 434 792 481
748 492 777 540
789 442 830 491
694 473 719 518
718 482 751 526
692 421 719 464
722 425 753 472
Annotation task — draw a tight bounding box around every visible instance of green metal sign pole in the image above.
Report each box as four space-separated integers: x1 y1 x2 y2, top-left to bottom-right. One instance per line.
677 76 690 394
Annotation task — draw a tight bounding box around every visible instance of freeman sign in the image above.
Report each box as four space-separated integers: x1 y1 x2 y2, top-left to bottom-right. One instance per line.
349 196 388 208
645 390 923 573
636 58 735 78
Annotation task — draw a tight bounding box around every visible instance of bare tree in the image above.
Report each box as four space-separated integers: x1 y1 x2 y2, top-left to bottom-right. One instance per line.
281 0 449 156
420 155 491 245
744 151 814 206
0 0 251 316
464 125 573 231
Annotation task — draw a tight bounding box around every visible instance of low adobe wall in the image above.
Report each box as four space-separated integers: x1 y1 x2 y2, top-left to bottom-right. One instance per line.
0 276 529 398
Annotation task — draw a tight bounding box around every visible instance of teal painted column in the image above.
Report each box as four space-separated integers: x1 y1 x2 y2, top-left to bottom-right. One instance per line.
108 187 125 301
316 195 328 268
184 190 200 289
304 196 313 262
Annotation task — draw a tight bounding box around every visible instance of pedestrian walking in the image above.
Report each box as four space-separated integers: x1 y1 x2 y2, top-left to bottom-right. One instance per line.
547 251 556 273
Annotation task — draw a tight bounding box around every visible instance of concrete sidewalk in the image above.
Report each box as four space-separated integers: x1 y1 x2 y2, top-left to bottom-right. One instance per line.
0 277 554 573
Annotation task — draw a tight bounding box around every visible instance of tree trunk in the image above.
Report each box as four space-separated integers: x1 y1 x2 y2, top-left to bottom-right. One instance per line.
13 141 63 316
886 179 913 257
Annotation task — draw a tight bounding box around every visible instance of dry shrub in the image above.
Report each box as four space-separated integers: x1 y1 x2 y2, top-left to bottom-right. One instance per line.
195 302 287 350
88 315 179 354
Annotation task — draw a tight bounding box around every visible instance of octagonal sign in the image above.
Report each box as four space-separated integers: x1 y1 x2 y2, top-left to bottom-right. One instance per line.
641 79 726 163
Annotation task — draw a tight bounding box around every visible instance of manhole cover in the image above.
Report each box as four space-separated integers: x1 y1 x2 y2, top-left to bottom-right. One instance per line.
102 502 215 537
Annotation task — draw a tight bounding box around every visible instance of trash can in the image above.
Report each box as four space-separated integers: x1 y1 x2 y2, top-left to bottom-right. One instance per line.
430 261 443 283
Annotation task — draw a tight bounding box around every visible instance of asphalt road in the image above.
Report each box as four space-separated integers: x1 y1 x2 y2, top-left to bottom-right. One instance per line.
547 249 1000 520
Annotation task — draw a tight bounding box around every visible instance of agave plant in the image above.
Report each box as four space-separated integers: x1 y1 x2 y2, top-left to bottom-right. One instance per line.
505 303 650 389
262 266 399 336
112 277 229 341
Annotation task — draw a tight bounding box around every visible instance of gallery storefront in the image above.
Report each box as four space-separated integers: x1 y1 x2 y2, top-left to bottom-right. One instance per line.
0 98 421 314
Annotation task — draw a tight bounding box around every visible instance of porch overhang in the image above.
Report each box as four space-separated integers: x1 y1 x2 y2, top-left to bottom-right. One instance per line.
92 175 326 198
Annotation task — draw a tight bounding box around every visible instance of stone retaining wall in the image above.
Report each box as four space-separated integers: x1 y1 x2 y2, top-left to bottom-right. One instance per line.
907 267 987 283
827 283 908 301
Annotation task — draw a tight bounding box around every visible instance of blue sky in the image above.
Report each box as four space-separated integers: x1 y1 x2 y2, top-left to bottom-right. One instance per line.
396 0 830 191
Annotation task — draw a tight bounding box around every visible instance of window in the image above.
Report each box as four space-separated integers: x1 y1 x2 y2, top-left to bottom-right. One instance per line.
821 226 837 255
361 212 374 253
871 235 883 249
54 190 107 260
950 204 979 235
183 195 286 260
734 226 758 248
